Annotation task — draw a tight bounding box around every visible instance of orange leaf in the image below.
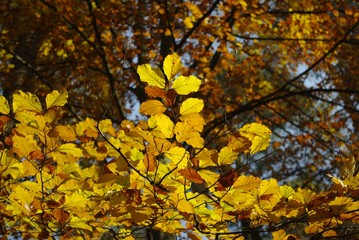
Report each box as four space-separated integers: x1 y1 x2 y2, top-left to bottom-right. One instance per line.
53 208 70 223
179 168 205 184
145 86 167 98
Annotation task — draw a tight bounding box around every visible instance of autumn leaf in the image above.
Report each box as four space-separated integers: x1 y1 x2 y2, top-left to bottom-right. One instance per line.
148 114 174 138
170 192 194 214
178 168 204 183
57 143 83 157
197 148 217 168
184 16 194 28
172 75 201 95
12 134 39 159
232 175 261 191
145 86 167 98
218 146 238 165
69 217 93 232
239 123 271 154
163 52 182 80
180 98 204 115
137 64 166 88
174 122 204 148
179 113 206 132
53 208 70 223
54 125 77 141
139 100 166 115
258 179 279 196
165 146 190 169
0 96 10 115
228 133 252 153
13 90 42 113
45 89 68 109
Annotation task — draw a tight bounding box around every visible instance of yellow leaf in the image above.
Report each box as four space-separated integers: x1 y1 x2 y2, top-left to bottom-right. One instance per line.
148 114 174 138
75 118 98 138
279 185 295 199
54 125 77 142
292 188 315 205
99 119 117 136
228 133 252 153
137 64 165 88
170 192 194 214
0 96 10 114
165 146 190 169
45 89 68 109
259 179 279 196
239 123 271 154
179 113 206 132
174 122 204 148
12 134 39 159
57 143 83 157
69 217 92 232
139 100 166 115
218 146 238 165
172 75 201 95
184 16 194 28
198 169 219 186
163 52 182 81
232 175 261 191
180 98 204 115
13 90 42 113
272 229 287 240
197 148 217 168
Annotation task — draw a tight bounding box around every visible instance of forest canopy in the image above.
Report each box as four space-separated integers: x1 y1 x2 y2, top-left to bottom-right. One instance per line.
0 0 358 239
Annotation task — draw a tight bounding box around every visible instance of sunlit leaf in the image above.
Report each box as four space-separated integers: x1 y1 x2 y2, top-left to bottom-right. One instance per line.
258 179 279 196
69 217 92 232
55 125 77 142
163 52 182 80
180 98 204 115
57 143 83 157
197 148 217 168
137 64 166 88
172 75 201 95
148 114 174 138
239 123 271 154
232 175 261 191
178 168 204 183
12 134 39 159
179 113 206 132
218 146 238 165
45 89 68 109
13 90 42 113
0 96 10 115
174 122 204 148
280 185 295 199
145 86 167 98
139 100 166 115
170 192 194 214
165 146 190 169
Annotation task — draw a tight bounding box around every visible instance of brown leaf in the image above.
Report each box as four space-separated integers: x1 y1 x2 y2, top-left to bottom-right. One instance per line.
53 208 70 223
179 168 205 184
145 86 166 98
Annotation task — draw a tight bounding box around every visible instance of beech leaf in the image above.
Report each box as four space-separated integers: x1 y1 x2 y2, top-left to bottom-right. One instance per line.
139 100 166 115
180 98 204 115
137 64 166 88
45 89 68 109
172 75 201 95
163 52 182 80
239 123 271 154
0 96 10 115
13 90 42 113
